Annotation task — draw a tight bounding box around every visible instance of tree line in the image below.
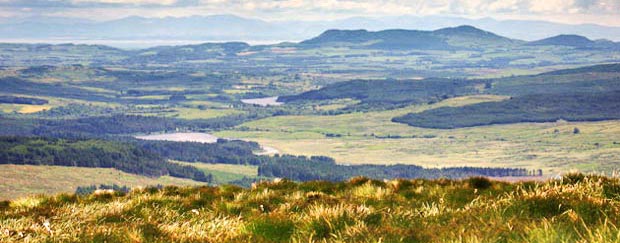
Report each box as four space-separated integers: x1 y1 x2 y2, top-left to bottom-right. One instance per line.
0 113 263 138
278 78 488 111
257 154 538 181
0 95 48 105
0 135 539 186
0 136 211 182
137 139 264 165
393 91 620 129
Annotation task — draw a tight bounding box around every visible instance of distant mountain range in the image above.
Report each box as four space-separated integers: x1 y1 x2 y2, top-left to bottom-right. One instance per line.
1 14 620 47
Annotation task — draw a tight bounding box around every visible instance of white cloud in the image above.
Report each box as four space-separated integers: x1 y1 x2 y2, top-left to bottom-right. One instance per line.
71 0 178 5
529 0 573 13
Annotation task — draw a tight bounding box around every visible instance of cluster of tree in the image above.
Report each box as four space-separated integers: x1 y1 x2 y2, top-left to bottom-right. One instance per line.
0 95 48 105
258 154 538 181
0 113 266 138
0 77 114 103
121 42 251 64
0 134 539 185
274 63 620 118
488 74 620 98
541 63 620 75
75 184 131 195
34 104 134 119
100 69 239 96
0 136 211 182
278 78 488 110
137 139 263 165
393 91 620 129
123 89 205 97
28 115 179 136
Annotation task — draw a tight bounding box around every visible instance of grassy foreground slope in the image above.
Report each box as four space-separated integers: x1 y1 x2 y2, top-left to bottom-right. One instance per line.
1 174 620 242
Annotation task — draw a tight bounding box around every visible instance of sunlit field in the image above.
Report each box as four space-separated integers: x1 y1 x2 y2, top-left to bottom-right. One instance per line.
0 165 205 200
217 96 620 175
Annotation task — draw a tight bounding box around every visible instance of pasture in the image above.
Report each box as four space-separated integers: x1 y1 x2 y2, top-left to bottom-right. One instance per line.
216 95 620 175
171 161 258 185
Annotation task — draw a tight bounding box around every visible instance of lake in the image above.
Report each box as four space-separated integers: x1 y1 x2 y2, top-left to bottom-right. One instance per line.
135 132 280 155
241 96 283 106
135 132 219 143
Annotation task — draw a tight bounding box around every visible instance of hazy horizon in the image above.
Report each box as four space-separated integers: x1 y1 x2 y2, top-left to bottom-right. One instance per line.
0 37 295 49
2 13 620 49
2 0 619 26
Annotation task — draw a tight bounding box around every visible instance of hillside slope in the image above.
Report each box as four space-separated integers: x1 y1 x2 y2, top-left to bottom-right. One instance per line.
393 91 620 129
1 174 619 242
300 25 518 50
528 34 620 49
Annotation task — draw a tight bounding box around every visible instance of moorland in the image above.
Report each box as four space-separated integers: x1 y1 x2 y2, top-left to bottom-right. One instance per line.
1 25 620 198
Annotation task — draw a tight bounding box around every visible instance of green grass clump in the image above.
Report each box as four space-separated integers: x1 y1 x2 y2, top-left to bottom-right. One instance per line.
1 174 620 242
246 215 295 242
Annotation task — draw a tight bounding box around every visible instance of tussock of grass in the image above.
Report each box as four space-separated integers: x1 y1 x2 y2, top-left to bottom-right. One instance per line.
1 174 620 242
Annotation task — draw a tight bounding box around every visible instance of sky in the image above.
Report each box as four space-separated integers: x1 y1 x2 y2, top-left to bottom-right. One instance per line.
1 0 619 26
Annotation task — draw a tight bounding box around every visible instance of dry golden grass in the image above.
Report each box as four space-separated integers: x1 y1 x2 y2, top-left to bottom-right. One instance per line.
1 174 619 242
0 165 205 200
0 104 53 114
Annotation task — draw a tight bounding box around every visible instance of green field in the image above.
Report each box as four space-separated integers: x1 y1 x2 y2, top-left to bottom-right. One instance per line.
171 161 258 184
169 107 243 119
0 165 205 200
216 95 620 175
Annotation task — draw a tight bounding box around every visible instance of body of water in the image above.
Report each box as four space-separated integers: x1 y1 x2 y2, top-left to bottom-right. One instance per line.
241 96 283 107
135 132 219 143
135 132 280 155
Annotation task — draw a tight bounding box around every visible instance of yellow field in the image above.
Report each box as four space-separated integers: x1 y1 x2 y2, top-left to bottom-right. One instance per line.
0 93 122 114
0 165 205 200
172 107 243 119
189 163 258 176
127 107 243 119
0 104 51 114
216 95 620 175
